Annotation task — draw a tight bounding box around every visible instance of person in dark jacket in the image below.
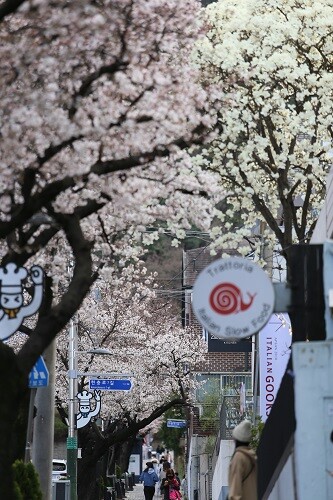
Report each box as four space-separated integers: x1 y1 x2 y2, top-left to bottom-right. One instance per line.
160 469 181 500
139 462 159 500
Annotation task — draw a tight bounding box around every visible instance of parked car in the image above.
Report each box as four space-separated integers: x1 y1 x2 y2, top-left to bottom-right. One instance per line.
52 459 67 481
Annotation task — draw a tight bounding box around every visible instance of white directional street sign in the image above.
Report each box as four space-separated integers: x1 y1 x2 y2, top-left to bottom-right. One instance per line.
192 257 275 340
28 356 49 388
89 378 132 391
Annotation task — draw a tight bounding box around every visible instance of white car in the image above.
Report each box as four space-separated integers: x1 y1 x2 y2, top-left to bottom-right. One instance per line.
52 459 67 481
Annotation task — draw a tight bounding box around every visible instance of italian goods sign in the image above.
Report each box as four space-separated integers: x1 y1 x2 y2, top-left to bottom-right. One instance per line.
192 257 274 340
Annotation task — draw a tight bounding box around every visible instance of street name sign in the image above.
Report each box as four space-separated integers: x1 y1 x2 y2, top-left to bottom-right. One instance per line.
28 356 49 388
167 419 187 429
192 257 274 340
89 378 132 391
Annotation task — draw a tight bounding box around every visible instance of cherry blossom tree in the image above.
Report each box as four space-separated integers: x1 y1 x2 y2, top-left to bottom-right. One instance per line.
193 0 332 264
53 265 206 499
0 0 220 496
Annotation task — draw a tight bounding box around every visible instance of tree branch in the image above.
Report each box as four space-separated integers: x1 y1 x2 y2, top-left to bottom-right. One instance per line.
17 214 94 376
85 397 186 465
0 0 26 22
0 129 207 239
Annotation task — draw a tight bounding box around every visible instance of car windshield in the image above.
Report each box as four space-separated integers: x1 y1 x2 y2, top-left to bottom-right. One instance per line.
53 463 66 472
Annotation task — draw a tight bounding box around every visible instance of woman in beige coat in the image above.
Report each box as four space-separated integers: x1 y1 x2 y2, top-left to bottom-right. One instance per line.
228 420 257 500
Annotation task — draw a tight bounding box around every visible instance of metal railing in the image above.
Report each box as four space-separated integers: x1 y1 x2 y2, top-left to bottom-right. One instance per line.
211 395 253 471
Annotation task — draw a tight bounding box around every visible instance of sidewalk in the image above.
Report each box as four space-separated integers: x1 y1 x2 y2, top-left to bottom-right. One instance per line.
125 483 145 499
125 482 163 500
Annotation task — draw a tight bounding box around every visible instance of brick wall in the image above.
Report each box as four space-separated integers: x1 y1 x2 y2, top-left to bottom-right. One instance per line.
195 352 251 373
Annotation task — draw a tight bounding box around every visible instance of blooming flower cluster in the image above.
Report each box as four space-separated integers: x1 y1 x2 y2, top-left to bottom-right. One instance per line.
55 263 207 421
0 2 221 493
0 0 223 372
0 0 219 241
194 0 333 257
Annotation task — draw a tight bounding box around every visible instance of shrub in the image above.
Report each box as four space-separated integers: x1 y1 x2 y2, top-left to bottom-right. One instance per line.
12 460 42 500
250 418 265 451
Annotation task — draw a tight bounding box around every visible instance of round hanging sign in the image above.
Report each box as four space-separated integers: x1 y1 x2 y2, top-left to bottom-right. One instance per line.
192 257 274 340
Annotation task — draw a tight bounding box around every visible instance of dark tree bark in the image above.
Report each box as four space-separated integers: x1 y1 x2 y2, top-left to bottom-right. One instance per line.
0 343 28 499
0 0 27 22
108 436 137 476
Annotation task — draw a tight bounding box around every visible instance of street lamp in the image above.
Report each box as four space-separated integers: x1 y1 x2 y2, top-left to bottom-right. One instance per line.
86 348 113 355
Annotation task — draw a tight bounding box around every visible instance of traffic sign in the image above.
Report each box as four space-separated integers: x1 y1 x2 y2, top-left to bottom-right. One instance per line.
28 356 49 388
192 257 274 340
167 419 187 428
89 378 132 391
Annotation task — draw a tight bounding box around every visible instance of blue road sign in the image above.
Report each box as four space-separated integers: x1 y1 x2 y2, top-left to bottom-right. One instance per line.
89 378 132 391
28 356 49 388
167 419 187 428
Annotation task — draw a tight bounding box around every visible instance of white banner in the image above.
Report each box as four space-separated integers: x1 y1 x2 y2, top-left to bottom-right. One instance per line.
128 454 141 476
259 314 291 421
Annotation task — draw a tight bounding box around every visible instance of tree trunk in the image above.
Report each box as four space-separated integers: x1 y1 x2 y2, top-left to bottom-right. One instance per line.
106 435 136 476
114 437 136 475
77 437 137 500
0 344 28 499
77 426 105 500
77 459 100 500
77 432 135 500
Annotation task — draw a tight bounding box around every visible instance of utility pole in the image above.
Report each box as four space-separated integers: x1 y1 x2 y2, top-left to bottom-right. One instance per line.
67 317 78 500
24 388 37 463
32 341 56 499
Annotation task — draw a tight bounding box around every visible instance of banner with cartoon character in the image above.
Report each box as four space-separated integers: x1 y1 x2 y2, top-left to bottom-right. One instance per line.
0 262 44 341
76 390 101 429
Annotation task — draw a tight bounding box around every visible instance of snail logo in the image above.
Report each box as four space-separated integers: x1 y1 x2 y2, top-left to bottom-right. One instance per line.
209 283 256 315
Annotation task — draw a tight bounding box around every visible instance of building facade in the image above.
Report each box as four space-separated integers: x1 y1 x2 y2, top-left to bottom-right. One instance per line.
183 247 254 500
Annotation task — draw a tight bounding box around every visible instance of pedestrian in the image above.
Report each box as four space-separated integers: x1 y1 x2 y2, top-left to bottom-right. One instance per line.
165 450 172 466
163 458 171 470
160 468 181 500
156 445 163 460
139 461 159 500
159 459 166 494
228 420 257 500
180 475 187 499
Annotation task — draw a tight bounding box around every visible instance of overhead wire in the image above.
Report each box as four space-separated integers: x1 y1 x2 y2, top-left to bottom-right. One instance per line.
148 230 312 301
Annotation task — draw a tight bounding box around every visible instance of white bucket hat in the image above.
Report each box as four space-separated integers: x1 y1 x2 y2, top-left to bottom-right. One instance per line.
232 420 252 442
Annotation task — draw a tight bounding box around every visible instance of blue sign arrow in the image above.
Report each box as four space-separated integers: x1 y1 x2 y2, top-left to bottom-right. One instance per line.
28 356 49 388
89 378 132 391
167 419 187 428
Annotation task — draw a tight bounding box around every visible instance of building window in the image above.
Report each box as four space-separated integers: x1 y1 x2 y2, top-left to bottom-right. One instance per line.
196 373 252 402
